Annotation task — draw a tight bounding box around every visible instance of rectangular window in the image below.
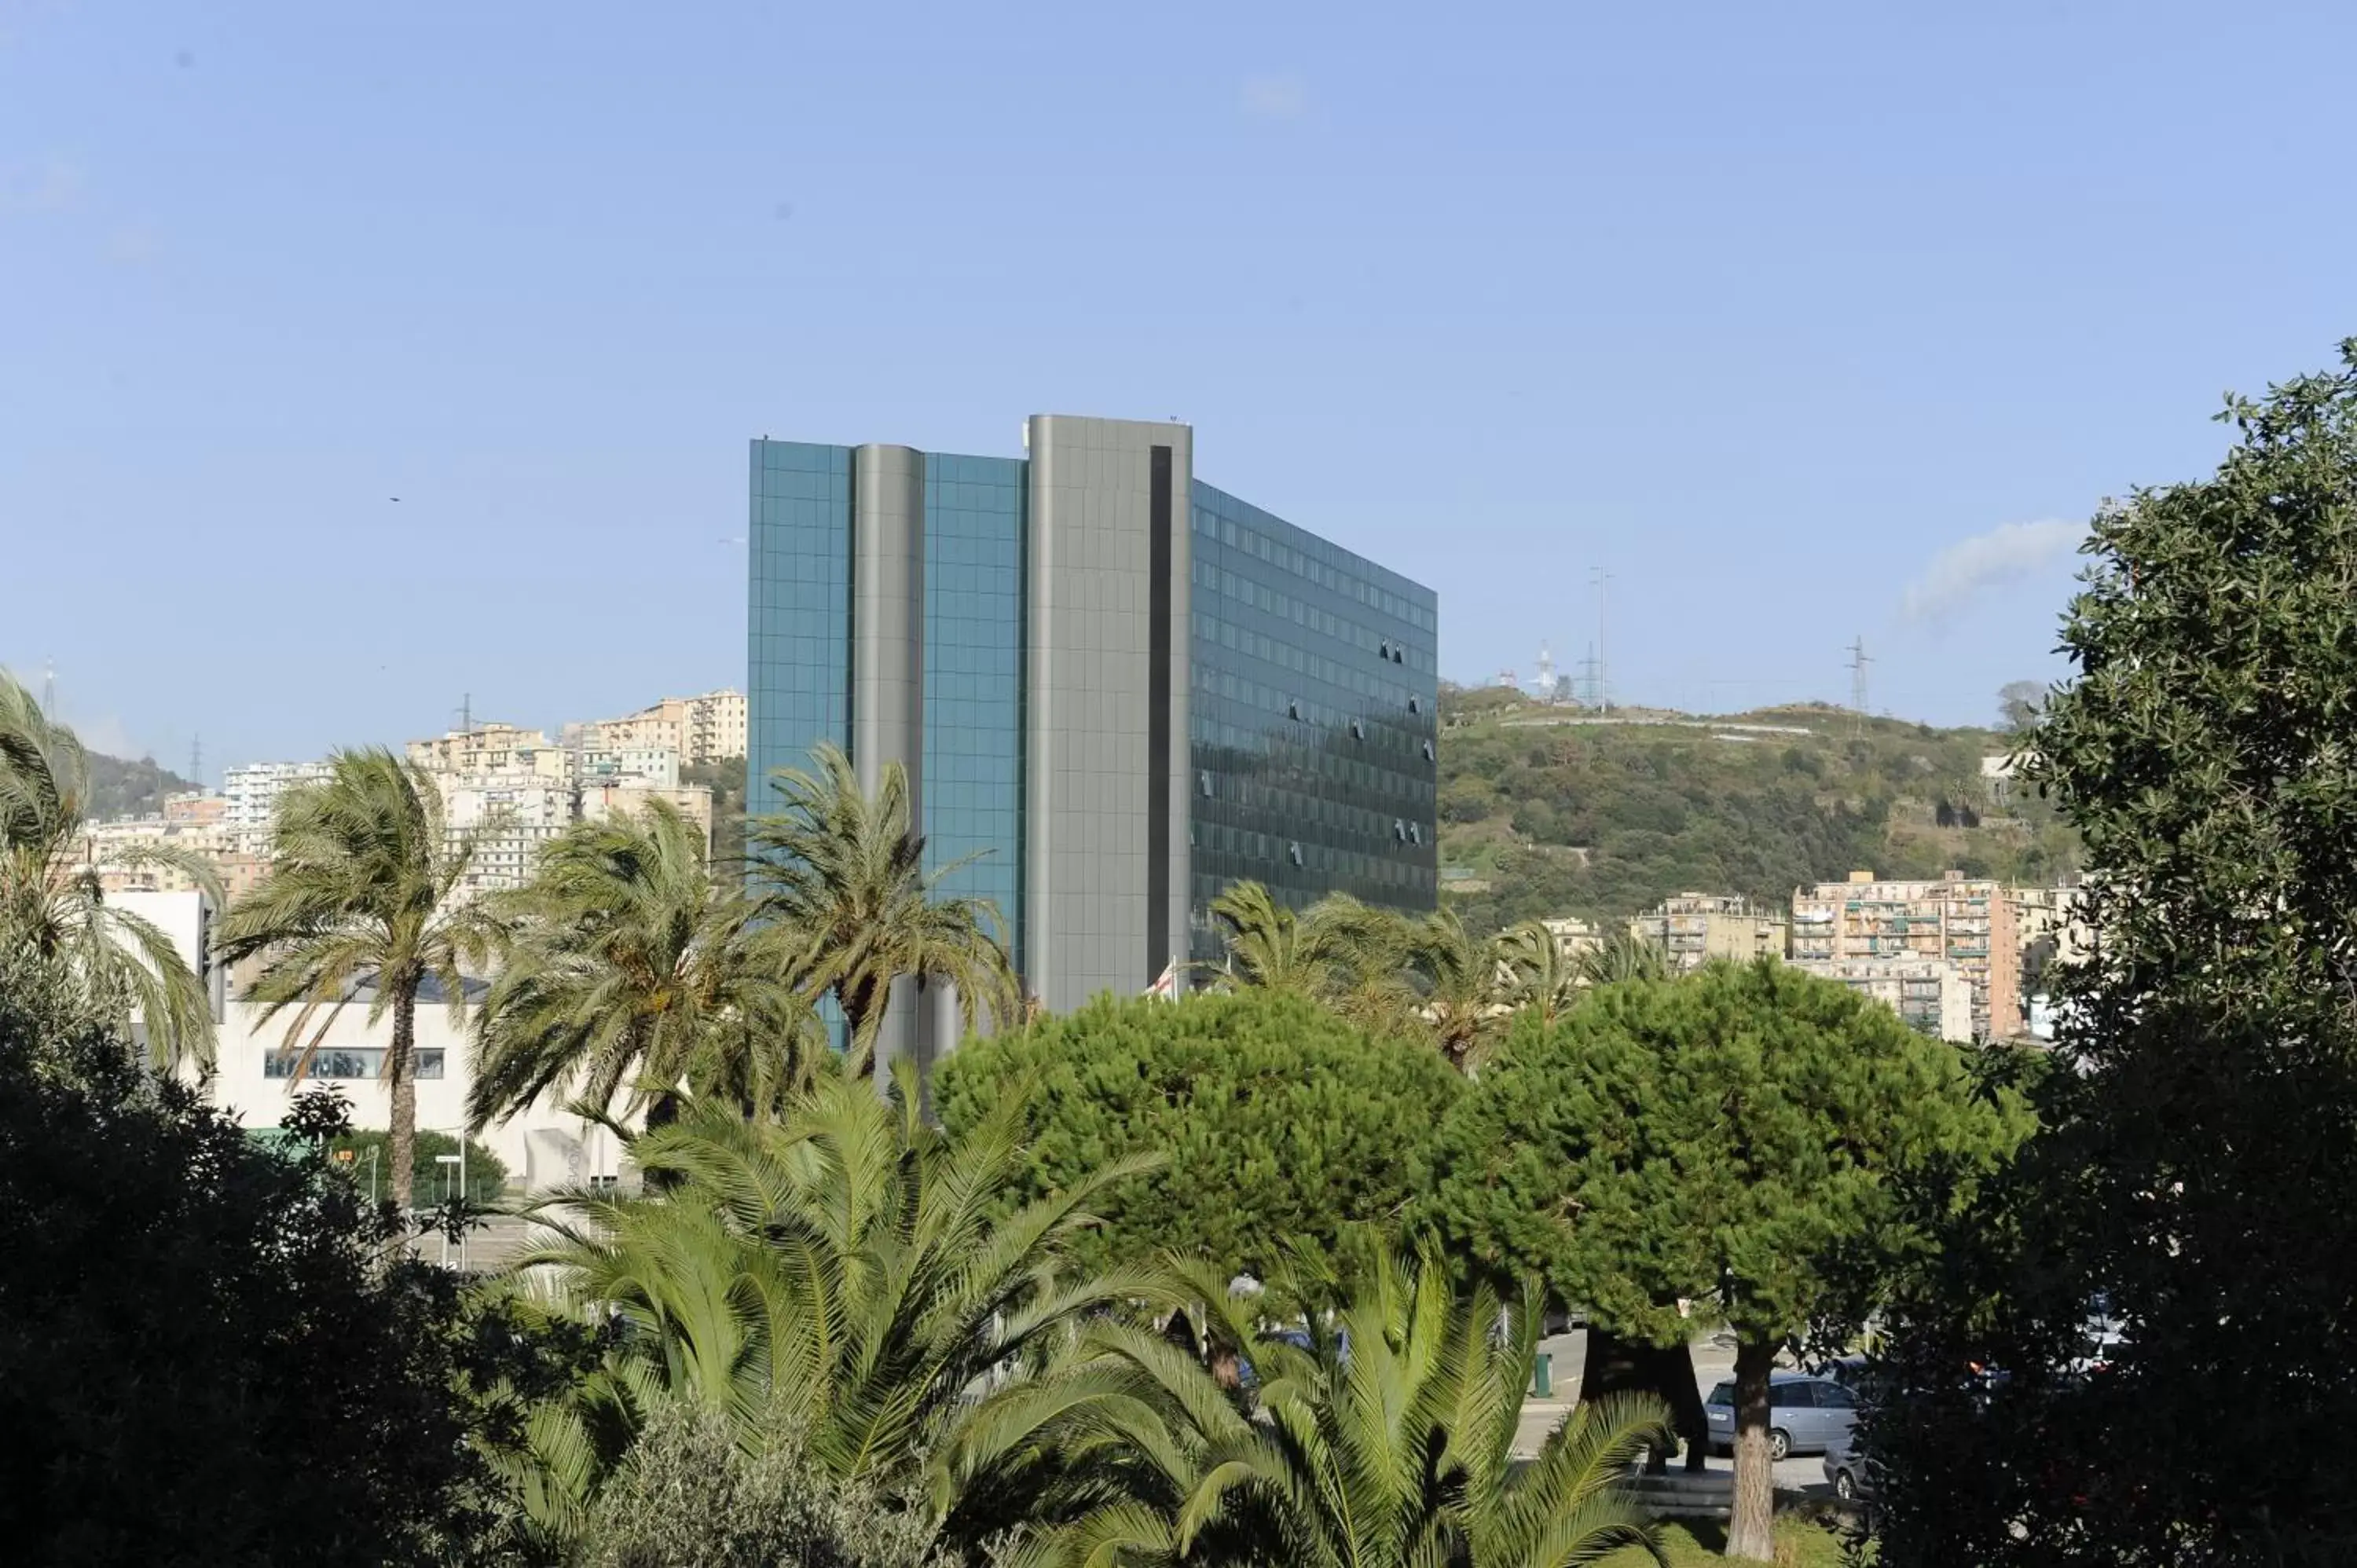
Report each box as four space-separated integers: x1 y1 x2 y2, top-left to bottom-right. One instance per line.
262 1049 446 1081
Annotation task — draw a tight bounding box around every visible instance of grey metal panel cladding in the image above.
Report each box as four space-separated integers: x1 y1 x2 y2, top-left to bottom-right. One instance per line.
851 444 926 805
851 444 926 1079
1022 416 1193 1013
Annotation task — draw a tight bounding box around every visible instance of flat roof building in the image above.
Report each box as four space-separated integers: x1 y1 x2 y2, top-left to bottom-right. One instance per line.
749 416 1437 1061
1629 893 1790 973
1792 869 2022 1041
1793 954 1974 1044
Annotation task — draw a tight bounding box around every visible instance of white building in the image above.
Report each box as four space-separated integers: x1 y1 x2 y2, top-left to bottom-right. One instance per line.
439 775 575 897
213 991 629 1192
222 760 334 855
577 745 680 787
126 890 629 1190
1791 954 1974 1043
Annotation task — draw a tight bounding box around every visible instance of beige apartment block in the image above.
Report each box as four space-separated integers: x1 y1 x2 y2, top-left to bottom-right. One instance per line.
163 792 225 826
1792 869 2023 1040
1629 892 1789 973
2011 885 2092 967
76 813 234 894
588 689 746 767
1539 915 1602 959
581 781 714 849
406 722 573 783
1792 954 1974 1043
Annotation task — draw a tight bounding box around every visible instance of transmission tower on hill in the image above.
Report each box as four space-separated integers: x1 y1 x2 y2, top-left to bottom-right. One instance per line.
1847 636 1872 735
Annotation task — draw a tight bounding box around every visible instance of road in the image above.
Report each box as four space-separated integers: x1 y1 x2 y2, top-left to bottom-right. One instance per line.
1512 1330 1830 1494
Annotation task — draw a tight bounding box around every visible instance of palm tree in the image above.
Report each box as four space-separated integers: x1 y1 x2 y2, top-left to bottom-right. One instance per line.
1574 930 1670 987
1210 884 1407 1014
1207 880 1316 994
1213 890 1512 1068
514 1071 1165 1551
1497 919 1586 1028
746 743 1017 1072
0 669 215 1068
467 797 819 1131
214 748 493 1209
1406 909 1509 1070
1029 1247 1670 1568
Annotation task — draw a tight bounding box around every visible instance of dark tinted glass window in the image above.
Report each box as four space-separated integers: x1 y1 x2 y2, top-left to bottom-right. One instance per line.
1706 1381 1735 1406
1769 1383 1810 1409
1818 1383 1857 1409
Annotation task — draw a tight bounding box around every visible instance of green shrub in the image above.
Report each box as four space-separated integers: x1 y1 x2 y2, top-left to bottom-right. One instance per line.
578 1402 951 1568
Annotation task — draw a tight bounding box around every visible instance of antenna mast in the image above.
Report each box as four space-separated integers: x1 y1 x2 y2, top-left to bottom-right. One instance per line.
41 657 56 717
189 734 203 789
1847 636 1872 734
1590 568 1613 714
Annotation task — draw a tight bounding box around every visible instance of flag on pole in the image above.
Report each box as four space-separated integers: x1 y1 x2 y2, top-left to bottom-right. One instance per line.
1145 958 1178 1000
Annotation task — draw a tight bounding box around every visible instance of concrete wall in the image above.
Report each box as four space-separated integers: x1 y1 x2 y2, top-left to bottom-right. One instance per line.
1021 416 1193 1012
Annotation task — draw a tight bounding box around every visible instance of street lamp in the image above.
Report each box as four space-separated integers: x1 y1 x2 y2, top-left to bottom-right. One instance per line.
434 1149 467 1269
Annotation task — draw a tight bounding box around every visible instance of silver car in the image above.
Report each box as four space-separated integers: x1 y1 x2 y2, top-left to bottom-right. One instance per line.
1821 1430 1876 1503
1703 1372 1860 1460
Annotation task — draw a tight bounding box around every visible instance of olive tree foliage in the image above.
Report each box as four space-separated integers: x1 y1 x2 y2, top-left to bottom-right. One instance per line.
1872 342 2357 1566
1417 961 2025 1562
575 1402 955 1568
935 990 1464 1277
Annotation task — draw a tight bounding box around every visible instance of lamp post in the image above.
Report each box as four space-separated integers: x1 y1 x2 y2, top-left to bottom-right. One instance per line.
434 1152 464 1267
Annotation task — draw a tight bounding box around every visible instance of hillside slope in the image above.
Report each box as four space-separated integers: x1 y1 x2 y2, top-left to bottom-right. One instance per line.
86 753 196 821
1435 687 2080 933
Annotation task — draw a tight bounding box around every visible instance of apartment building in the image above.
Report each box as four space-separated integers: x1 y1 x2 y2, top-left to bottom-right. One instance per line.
586 690 746 767
163 792 225 826
441 775 575 896
2011 884 2091 968
1538 915 1602 959
578 745 679 787
1791 870 2022 1040
405 723 572 782
76 811 233 895
1792 954 1974 1043
1629 893 1789 973
581 780 714 841
221 760 333 855
400 720 710 896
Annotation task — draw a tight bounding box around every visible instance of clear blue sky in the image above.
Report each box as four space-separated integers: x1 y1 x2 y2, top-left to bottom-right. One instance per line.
5 1 2352 774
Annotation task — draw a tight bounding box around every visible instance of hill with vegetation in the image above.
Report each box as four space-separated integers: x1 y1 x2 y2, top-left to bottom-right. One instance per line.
1434 686 2080 933
86 752 196 820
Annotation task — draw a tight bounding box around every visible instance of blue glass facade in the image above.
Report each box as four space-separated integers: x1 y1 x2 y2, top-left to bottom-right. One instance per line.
1186 482 1439 961
920 455 1026 971
749 441 852 782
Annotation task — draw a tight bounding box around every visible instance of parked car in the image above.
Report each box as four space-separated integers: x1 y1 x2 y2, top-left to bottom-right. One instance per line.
2066 1328 2128 1377
1703 1372 1860 1460
1821 1429 1878 1503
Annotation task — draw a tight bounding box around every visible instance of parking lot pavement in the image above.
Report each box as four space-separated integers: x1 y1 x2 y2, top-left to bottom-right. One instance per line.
1510 1330 1829 1495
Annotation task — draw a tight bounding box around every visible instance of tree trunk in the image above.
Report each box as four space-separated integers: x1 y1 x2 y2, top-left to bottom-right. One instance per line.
387 982 418 1211
1725 1336 1776 1562
842 976 881 1078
